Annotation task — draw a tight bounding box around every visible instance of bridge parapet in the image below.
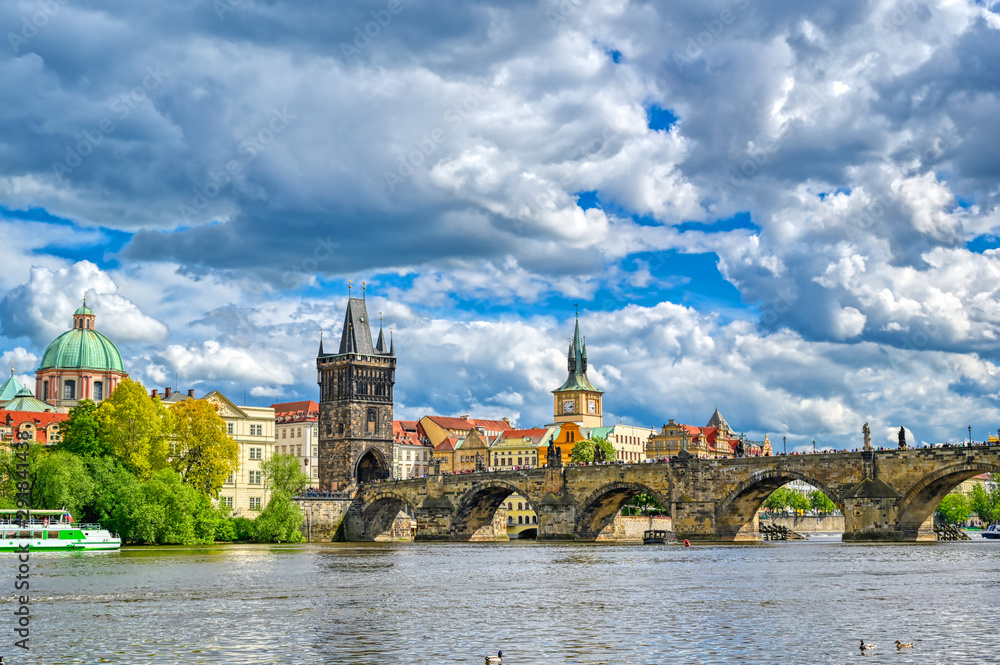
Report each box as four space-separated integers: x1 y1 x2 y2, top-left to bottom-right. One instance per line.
337 446 1000 543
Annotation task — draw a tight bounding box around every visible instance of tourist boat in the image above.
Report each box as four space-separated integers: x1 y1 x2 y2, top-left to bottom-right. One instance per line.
982 524 1000 539
0 509 121 551
643 529 669 545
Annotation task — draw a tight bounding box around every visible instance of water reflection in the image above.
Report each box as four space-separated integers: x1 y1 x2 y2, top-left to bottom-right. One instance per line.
6 541 999 663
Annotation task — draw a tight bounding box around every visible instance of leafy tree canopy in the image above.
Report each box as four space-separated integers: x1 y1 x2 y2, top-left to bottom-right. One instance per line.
969 482 1000 525
57 399 109 458
937 493 973 525
169 398 239 497
262 453 311 497
569 436 617 464
97 378 172 478
808 489 837 514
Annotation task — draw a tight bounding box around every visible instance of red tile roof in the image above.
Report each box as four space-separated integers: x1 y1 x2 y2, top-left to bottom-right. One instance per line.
471 418 514 432
271 400 319 415
394 420 431 447
499 428 548 443
0 410 69 445
433 436 462 452
425 415 474 430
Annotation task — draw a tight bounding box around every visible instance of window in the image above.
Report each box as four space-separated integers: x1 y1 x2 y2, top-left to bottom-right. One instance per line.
250 424 263 436
507 516 514 525
507 502 513 510
249 497 262 510
297 427 302 438
518 515 523 524
517 502 523 510
406 450 411 460
312 467 317 478
297 445 302 456
42 381 49 400
93 381 103 401
249 447 262 460
249 471 261 484
282 430 287 439
63 380 76 400
227 423 234 435
532 515 537 524
222 496 233 508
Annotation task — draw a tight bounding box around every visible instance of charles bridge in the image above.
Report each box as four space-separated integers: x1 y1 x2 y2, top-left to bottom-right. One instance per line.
296 445 1000 543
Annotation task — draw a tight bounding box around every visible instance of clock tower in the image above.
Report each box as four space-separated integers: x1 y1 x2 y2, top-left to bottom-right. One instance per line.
552 314 603 428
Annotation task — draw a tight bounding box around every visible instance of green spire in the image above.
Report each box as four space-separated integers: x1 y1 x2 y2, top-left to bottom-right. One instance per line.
554 312 602 393
0 367 25 402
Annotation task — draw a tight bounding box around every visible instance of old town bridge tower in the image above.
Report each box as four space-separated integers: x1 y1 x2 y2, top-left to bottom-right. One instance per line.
317 294 395 490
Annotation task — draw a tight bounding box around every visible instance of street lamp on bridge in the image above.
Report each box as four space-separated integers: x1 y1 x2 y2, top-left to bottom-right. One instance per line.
968 425 972 447
783 436 786 456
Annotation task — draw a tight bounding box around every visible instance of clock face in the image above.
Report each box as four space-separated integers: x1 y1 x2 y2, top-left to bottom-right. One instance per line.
562 399 575 414
588 399 596 414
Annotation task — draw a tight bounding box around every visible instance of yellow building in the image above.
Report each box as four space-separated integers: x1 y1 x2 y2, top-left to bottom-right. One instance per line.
502 493 538 538
645 410 770 460
552 316 603 429
490 428 547 470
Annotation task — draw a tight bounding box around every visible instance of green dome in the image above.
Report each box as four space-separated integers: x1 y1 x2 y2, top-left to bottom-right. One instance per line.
75 304 95 316
39 328 124 372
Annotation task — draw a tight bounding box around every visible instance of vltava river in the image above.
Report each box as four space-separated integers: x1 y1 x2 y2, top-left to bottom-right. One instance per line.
7 538 999 664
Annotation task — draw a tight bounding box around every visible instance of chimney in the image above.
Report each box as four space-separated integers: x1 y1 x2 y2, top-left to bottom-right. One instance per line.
188 389 195 397
502 417 510 425
151 389 158 398
459 414 471 420
165 387 172 398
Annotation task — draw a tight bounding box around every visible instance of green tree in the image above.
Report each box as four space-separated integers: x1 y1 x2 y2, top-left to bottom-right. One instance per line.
937 493 973 525
56 399 109 458
169 398 239 497
969 482 1000 525
31 450 94 516
763 487 796 512
569 436 617 464
254 492 304 543
86 456 146 543
808 490 837 514
97 378 172 478
262 453 310 496
253 454 309 543
623 492 667 516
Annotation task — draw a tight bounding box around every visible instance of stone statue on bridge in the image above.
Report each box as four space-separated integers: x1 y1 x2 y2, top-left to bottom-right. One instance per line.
898 426 907 450
475 451 485 472
547 439 563 468
863 422 872 451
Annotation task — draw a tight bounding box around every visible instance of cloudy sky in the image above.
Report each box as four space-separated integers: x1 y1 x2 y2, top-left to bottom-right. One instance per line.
2 0 1000 450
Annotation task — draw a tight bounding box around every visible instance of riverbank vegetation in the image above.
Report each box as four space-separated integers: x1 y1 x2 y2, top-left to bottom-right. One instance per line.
0 379 308 545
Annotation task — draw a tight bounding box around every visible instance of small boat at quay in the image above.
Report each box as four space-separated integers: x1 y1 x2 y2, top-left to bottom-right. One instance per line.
0 509 121 551
643 529 669 544
982 524 1000 540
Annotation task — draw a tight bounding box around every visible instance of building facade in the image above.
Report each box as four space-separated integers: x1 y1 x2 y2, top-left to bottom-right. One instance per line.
35 302 128 412
317 296 396 489
645 410 771 460
392 420 431 479
490 428 547 470
205 391 275 516
273 401 320 485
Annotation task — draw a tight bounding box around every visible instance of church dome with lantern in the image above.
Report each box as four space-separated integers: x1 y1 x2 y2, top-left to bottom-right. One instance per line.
34 300 128 411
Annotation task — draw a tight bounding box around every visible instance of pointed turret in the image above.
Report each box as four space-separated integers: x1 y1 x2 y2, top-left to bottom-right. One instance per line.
318 329 325 356
389 330 395 356
375 315 387 354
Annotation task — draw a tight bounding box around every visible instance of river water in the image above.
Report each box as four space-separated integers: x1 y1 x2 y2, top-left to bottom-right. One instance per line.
6 538 999 664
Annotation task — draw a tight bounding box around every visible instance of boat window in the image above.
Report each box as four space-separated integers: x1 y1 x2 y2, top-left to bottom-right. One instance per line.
32 531 42 539
48 531 58 539
18 531 30 539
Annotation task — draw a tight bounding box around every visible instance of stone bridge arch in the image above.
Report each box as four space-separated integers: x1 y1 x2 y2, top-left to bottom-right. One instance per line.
452 479 537 541
575 481 670 541
715 469 843 541
896 461 1000 540
357 490 417 541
